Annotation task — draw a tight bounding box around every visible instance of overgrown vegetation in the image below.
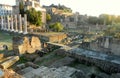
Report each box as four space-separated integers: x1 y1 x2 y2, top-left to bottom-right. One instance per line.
46 13 51 22
104 23 120 39
26 8 42 26
19 2 24 17
19 1 43 27
49 22 64 32
18 56 28 63
49 4 72 13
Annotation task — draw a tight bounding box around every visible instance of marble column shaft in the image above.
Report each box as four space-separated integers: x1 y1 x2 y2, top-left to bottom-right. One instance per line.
15 15 18 32
7 15 10 31
4 16 7 30
23 14 27 34
11 15 14 31
19 14 22 33
1 16 3 30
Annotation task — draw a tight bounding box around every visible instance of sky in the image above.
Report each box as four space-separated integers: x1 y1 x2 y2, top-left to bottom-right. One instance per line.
0 0 120 16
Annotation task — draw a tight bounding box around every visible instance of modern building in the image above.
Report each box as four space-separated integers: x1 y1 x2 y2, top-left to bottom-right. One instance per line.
0 4 12 16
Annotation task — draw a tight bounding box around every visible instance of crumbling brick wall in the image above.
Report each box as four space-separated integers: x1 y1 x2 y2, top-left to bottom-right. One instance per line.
13 36 42 55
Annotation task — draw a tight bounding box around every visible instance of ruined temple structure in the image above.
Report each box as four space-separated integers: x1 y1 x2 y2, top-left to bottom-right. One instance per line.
0 14 28 34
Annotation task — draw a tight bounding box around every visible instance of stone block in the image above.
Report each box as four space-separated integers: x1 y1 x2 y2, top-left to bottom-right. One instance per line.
0 56 19 69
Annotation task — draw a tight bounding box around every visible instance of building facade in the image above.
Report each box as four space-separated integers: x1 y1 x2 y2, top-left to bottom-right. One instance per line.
0 4 12 16
16 0 46 25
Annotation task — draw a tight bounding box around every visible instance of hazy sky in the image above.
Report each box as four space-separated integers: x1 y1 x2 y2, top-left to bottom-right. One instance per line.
1 0 120 16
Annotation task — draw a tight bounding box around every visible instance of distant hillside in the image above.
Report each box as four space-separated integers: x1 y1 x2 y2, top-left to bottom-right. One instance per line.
48 4 72 13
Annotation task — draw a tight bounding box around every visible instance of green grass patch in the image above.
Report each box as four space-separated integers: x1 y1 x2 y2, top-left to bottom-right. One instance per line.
37 51 64 66
0 31 13 50
18 56 28 64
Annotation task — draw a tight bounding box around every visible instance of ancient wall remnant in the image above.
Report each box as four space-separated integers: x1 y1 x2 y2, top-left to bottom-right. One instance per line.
40 33 67 43
55 46 120 74
90 37 120 55
13 36 42 55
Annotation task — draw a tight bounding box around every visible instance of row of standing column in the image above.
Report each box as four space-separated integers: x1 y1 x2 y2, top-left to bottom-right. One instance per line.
1 14 28 34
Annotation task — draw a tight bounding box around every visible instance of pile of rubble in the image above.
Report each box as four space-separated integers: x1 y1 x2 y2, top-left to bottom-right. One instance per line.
0 69 22 78
0 54 21 78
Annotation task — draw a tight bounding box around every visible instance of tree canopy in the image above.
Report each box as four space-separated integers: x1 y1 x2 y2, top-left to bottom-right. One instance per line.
26 8 42 26
19 2 24 17
77 14 120 25
104 23 120 39
46 13 51 22
49 22 64 32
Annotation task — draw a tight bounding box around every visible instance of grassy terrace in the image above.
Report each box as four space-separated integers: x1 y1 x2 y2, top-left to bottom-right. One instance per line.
0 31 13 50
33 32 66 37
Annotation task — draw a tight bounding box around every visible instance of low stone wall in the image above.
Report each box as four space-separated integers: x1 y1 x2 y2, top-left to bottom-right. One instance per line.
40 34 67 43
56 47 120 74
74 54 120 73
13 36 42 55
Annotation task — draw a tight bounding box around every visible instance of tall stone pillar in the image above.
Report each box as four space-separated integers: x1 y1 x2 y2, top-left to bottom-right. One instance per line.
4 16 7 30
7 15 10 31
10 15 14 31
19 14 22 33
1 16 3 30
15 15 18 32
23 14 28 34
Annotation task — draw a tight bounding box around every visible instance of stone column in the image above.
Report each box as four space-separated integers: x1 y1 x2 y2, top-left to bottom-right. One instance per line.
7 15 10 31
10 15 14 31
23 14 28 34
15 15 18 32
1 16 3 30
4 16 7 30
19 14 22 33
0 56 19 69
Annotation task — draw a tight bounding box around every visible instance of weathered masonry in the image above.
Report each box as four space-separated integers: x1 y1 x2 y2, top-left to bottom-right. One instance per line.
66 48 120 73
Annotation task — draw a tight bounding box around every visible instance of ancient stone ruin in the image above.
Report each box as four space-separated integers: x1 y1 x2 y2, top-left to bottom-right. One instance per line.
13 36 42 55
0 14 28 34
66 48 120 74
0 53 20 78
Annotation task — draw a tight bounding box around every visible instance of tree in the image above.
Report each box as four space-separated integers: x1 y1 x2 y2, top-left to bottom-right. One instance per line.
104 23 120 39
88 16 99 25
49 22 64 32
99 14 116 25
115 16 120 23
19 2 24 17
46 13 51 22
26 8 42 26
